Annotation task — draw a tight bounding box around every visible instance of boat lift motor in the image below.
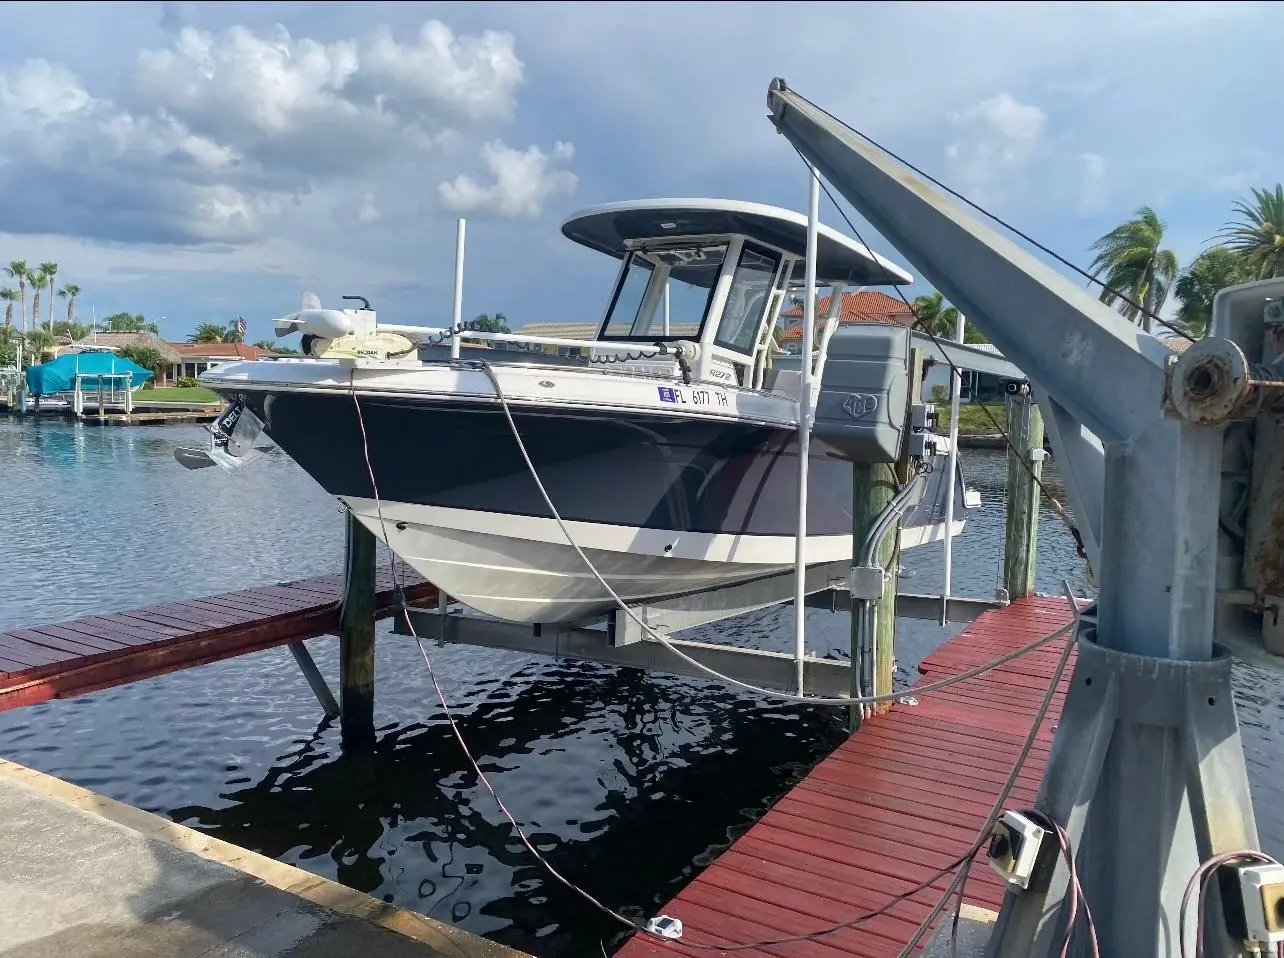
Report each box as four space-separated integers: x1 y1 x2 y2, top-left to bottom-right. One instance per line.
811 322 914 463
767 76 1284 957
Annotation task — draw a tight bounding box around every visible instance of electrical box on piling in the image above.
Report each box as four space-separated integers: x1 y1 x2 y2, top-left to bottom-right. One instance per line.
811 324 912 462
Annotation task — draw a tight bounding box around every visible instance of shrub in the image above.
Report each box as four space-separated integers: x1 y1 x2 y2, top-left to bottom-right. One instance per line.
930 384 949 405
177 376 199 388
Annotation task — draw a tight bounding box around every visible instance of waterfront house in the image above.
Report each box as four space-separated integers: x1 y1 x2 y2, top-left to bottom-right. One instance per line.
170 342 277 382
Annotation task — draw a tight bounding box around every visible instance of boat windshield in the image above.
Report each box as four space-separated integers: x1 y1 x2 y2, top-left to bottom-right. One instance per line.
599 244 726 341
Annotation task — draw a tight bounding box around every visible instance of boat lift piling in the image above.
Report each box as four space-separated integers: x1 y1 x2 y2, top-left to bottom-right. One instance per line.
339 511 378 750
1001 388 1045 601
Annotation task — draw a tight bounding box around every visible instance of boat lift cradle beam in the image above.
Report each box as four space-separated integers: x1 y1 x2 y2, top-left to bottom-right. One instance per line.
766 79 1283 957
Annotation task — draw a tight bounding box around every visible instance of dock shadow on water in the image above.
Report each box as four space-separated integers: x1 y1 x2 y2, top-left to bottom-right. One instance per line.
4 417 1284 955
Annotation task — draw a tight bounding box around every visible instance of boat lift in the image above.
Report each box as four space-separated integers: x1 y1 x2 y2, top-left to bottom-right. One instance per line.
767 78 1284 957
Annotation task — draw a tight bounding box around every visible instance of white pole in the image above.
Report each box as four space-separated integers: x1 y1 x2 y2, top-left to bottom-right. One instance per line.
793 168 820 695
940 312 966 624
449 218 466 361
663 280 671 336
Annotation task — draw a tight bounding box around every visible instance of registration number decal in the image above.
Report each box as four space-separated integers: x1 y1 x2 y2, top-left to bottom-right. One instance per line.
657 385 728 407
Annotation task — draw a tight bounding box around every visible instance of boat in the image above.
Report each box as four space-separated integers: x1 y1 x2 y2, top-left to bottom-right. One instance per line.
198 198 979 624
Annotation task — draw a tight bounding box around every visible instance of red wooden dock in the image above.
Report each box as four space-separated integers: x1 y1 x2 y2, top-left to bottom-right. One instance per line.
0 567 437 711
617 594 1077 957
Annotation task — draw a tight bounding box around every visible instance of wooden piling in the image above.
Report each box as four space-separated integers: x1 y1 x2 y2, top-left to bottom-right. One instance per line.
1002 393 1045 600
848 346 925 728
339 511 378 750
850 462 897 729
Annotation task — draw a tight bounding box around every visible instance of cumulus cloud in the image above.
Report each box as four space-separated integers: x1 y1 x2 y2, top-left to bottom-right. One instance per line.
1077 152 1108 215
0 19 573 248
945 93 1047 200
438 140 577 218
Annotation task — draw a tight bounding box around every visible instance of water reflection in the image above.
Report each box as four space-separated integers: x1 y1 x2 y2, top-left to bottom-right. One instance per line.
1 418 1281 957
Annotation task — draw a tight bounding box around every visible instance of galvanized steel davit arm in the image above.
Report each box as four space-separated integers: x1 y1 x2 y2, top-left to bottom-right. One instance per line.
766 78 1281 957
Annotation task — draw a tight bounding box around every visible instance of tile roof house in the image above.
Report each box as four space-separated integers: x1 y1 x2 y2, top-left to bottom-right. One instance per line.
170 342 277 382
778 290 914 340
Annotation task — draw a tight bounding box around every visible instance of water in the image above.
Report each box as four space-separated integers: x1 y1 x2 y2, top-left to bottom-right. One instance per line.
1 417 1282 954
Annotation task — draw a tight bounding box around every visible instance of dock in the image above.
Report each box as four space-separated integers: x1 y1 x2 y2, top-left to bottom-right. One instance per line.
0 566 437 711
615 595 1075 957
0 756 525 958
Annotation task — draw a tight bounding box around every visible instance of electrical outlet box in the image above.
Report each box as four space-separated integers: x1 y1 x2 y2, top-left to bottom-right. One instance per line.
911 403 935 430
987 811 1047 889
849 566 885 601
1236 863 1284 943
908 432 939 459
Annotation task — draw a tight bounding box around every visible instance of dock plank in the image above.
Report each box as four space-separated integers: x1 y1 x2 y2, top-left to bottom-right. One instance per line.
0 566 438 710
615 595 1075 957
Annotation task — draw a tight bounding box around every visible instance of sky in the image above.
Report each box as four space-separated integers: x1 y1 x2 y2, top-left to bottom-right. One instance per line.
0 0 1278 345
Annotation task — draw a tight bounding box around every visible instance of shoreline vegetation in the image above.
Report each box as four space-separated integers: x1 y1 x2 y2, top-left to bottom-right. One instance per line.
935 402 1006 436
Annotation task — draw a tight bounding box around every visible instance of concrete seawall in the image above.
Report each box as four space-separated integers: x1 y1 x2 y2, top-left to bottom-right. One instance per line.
0 758 528 958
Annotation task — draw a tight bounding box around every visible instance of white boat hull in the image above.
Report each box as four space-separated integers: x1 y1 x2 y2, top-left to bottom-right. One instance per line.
346 499 852 624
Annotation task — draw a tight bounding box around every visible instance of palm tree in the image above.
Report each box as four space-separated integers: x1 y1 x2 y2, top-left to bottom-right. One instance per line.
24 328 56 362
58 283 80 325
29 267 47 335
910 292 960 338
1087 206 1179 332
51 321 91 341
39 262 57 329
1216 185 1284 280
104 312 159 334
1173 246 1253 339
0 288 16 328
5 261 28 334
189 322 228 344
472 313 511 334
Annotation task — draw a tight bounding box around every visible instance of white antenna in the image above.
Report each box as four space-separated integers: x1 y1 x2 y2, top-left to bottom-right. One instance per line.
450 218 466 361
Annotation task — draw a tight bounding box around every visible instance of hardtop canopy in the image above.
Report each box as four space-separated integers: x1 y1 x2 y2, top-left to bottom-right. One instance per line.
561 197 913 288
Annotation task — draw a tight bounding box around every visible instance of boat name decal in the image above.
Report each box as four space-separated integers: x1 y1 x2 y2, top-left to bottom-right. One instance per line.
658 386 728 408
842 393 879 419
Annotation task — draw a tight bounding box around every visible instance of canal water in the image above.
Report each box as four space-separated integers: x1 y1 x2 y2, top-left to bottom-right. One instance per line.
1 417 1282 955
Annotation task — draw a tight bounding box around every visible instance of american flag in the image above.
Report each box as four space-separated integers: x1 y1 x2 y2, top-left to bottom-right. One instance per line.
234 316 247 337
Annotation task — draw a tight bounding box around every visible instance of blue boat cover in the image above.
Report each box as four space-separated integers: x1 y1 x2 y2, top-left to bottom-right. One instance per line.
25 352 154 396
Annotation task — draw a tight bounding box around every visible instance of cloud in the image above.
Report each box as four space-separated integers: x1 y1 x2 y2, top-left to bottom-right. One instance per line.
0 19 569 249
1077 153 1108 216
944 93 1047 201
439 140 577 218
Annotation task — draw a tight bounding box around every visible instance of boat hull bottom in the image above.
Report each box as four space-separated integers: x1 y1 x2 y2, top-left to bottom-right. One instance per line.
343 499 849 625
